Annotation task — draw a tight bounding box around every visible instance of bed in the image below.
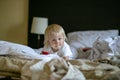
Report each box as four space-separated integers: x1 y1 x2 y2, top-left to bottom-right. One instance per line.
0 29 120 80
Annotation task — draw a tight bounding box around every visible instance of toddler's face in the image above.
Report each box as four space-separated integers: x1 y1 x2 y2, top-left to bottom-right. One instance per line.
48 32 64 52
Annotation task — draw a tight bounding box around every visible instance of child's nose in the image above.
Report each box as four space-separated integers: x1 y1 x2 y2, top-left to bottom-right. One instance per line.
55 40 59 44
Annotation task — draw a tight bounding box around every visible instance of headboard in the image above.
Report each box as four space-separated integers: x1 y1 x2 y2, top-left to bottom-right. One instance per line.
28 0 120 48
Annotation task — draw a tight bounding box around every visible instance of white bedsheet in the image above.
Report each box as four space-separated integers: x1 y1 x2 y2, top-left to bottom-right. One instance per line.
0 40 60 60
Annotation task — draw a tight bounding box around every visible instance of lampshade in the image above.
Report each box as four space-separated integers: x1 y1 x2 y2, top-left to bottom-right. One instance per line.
31 17 48 34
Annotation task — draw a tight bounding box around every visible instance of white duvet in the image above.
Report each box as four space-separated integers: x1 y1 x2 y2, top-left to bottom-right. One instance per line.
0 40 60 60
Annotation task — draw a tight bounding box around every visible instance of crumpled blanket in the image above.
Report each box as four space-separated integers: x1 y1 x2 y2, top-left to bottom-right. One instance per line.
21 58 86 80
89 36 120 60
21 58 120 80
0 56 120 80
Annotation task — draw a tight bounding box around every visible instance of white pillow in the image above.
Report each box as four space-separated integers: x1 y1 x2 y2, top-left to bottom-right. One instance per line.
67 30 119 49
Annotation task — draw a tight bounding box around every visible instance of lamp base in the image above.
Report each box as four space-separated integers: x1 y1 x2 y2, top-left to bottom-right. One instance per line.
37 39 40 48
37 34 44 48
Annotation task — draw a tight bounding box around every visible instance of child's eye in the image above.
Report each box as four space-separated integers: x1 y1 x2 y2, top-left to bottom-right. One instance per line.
59 38 61 40
52 39 55 41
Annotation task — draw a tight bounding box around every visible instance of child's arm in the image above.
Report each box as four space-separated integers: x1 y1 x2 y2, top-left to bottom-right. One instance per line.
62 42 73 59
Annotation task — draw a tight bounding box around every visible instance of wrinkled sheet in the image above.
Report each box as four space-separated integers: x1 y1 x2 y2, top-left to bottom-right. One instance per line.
82 36 120 60
0 56 120 80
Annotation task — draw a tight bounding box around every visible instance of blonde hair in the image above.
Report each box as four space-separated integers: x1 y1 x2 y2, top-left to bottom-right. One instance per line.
44 24 67 46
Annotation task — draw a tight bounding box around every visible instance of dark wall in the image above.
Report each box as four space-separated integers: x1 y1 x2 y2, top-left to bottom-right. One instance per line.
28 0 120 48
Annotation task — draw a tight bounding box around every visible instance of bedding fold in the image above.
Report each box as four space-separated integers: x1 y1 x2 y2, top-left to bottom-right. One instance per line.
0 56 120 80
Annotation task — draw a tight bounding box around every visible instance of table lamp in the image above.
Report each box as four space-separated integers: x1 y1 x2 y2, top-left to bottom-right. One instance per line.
31 17 48 48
